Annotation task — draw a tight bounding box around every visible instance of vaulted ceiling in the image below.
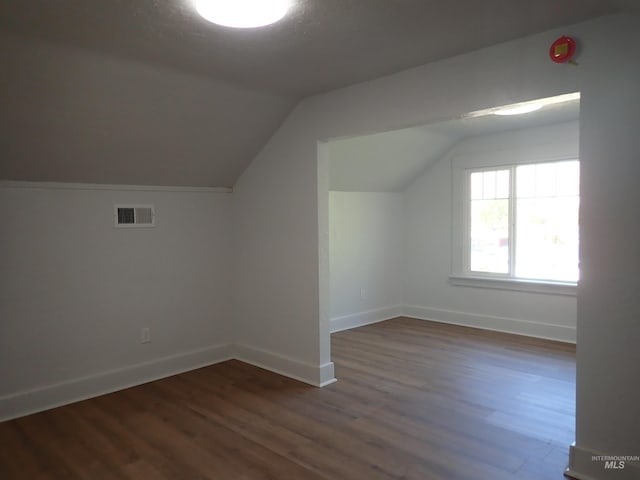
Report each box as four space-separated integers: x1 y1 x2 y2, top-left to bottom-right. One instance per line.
0 1 636 187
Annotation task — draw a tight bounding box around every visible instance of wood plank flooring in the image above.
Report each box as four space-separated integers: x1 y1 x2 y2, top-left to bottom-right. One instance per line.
0 317 576 479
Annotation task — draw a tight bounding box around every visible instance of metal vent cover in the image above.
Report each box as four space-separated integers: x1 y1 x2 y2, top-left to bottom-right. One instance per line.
114 205 155 227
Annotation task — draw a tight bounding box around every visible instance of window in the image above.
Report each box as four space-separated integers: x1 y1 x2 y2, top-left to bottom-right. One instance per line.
452 158 579 294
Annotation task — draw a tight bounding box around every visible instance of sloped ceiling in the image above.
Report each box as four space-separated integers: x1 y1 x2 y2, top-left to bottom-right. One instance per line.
330 98 580 192
0 1 635 187
330 129 457 192
0 32 294 187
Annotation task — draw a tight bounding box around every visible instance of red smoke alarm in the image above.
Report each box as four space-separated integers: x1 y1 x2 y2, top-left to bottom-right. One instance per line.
549 36 577 63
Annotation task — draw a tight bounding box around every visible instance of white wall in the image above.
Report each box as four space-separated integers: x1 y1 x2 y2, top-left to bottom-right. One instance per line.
573 15 640 478
233 13 640 478
329 192 403 331
232 15 585 385
403 121 579 343
0 183 233 420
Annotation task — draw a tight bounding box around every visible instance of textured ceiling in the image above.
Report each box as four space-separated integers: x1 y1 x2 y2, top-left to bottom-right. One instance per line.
0 0 635 97
0 1 635 187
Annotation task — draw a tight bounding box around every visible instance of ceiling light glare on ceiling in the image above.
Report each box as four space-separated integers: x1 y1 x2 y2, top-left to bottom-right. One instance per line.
493 104 544 116
464 93 581 119
194 0 292 28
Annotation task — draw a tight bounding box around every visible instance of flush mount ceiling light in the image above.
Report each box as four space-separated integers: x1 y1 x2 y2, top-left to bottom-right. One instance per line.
494 104 544 116
194 0 292 28
465 92 581 119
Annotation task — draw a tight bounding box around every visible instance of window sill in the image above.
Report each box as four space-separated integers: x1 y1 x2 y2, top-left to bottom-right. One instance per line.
449 275 577 296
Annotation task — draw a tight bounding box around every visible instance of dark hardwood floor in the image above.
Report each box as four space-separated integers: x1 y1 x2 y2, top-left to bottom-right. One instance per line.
0 317 576 479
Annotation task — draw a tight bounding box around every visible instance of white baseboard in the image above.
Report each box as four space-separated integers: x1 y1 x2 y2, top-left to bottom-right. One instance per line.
0 344 233 422
330 304 575 344
0 341 337 422
402 305 576 343
234 343 335 387
1 303 572 421
567 443 640 480
331 305 403 333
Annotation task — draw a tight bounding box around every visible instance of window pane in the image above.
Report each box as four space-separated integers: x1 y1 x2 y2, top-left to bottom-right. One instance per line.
496 169 510 199
515 196 579 282
482 171 496 200
557 161 580 196
516 164 535 198
515 160 579 282
470 198 509 274
535 162 557 197
470 172 483 200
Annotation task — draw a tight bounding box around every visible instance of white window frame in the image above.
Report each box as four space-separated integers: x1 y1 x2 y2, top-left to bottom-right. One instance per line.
451 150 578 296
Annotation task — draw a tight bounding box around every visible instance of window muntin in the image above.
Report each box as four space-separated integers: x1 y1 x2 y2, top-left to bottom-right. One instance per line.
469 169 510 274
466 160 579 283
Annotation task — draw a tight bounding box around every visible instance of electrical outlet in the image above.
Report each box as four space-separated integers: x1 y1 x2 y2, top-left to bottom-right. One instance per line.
360 288 366 300
140 327 151 344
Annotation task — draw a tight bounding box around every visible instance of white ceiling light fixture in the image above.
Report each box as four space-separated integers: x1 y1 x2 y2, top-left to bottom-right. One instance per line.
194 0 292 28
464 92 581 118
494 103 544 116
